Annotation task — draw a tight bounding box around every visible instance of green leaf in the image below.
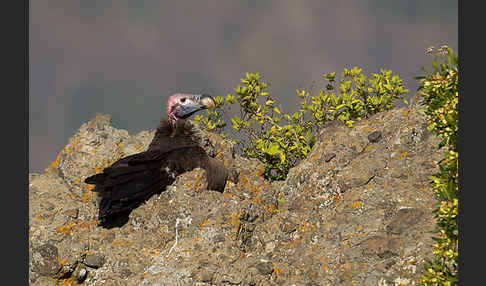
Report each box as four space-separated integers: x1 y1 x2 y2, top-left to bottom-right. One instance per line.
432 60 439 71
266 142 281 156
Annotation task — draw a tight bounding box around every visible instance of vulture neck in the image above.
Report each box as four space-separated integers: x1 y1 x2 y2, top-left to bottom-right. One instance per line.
148 118 200 152
170 123 177 138
168 119 191 137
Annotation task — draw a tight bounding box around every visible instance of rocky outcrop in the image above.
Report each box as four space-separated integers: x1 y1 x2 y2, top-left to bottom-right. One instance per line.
29 103 442 285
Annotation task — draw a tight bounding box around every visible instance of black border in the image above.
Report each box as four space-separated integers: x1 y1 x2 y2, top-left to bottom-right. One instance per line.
458 1 477 286
457 0 463 283
5 0 29 283
5 0 28 284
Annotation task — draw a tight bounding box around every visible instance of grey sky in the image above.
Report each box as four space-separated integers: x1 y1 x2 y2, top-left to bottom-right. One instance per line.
30 1 457 172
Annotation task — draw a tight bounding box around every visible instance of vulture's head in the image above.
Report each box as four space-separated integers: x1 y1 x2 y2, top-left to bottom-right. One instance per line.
166 93 216 127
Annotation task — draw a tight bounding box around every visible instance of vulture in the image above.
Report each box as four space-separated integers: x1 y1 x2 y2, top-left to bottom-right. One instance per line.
84 93 229 227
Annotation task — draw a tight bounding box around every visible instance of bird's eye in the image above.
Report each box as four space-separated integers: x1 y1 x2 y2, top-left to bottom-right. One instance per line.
180 98 186 103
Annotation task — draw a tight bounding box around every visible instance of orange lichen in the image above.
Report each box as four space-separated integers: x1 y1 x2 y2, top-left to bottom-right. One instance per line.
361 262 367 272
116 141 124 159
80 191 92 202
216 147 224 158
54 219 98 235
288 235 303 249
349 201 361 209
240 175 248 187
400 151 408 159
114 240 127 247
224 192 233 200
274 267 284 278
251 185 259 195
45 147 66 175
304 188 311 196
252 197 262 204
333 193 342 205
200 220 210 227
265 203 278 214
93 165 104 174
229 212 241 235
55 225 72 235
57 277 77 286
256 164 265 176
407 258 417 264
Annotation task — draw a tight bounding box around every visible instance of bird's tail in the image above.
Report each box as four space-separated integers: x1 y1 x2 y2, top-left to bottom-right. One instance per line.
85 168 169 225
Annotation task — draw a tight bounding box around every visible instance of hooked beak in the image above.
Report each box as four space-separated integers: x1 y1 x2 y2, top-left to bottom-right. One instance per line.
176 94 216 119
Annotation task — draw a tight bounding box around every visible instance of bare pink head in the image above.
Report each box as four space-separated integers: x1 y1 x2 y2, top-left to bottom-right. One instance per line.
166 93 216 127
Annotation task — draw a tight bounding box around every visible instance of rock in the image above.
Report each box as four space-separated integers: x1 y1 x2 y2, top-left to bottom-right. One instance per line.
83 253 105 269
29 105 443 285
73 265 88 283
32 243 60 276
255 261 274 275
324 153 336 162
199 269 215 283
368 130 383 143
386 208 424 235
31 243 60 276
361 236 400 259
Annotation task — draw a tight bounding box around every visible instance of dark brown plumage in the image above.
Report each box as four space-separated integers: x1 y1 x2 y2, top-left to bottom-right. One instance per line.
84 94 227 227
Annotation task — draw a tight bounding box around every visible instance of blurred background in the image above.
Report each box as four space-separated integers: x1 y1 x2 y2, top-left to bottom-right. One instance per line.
30 0 457 173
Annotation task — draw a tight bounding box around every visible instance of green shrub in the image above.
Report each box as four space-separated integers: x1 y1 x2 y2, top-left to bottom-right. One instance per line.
194 68 408 180
196 72 314 180
418 46 458 286
300 67 408 127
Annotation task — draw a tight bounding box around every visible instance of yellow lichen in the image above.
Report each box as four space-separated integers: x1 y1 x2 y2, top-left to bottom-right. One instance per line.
57 277 77 286
333 193 342 205
55 225 72 235
80 191 91 202
265 203 278 214
274 267 284 278
224 192 233 200
200 220 210 227
400 151 408 159
229 212 241 234
349 201 361 209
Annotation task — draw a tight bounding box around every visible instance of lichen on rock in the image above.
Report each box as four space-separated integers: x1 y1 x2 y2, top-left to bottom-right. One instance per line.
29 104 442 285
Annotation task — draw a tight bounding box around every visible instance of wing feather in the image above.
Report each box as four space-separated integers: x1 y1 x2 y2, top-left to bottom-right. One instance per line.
84 118 229 226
